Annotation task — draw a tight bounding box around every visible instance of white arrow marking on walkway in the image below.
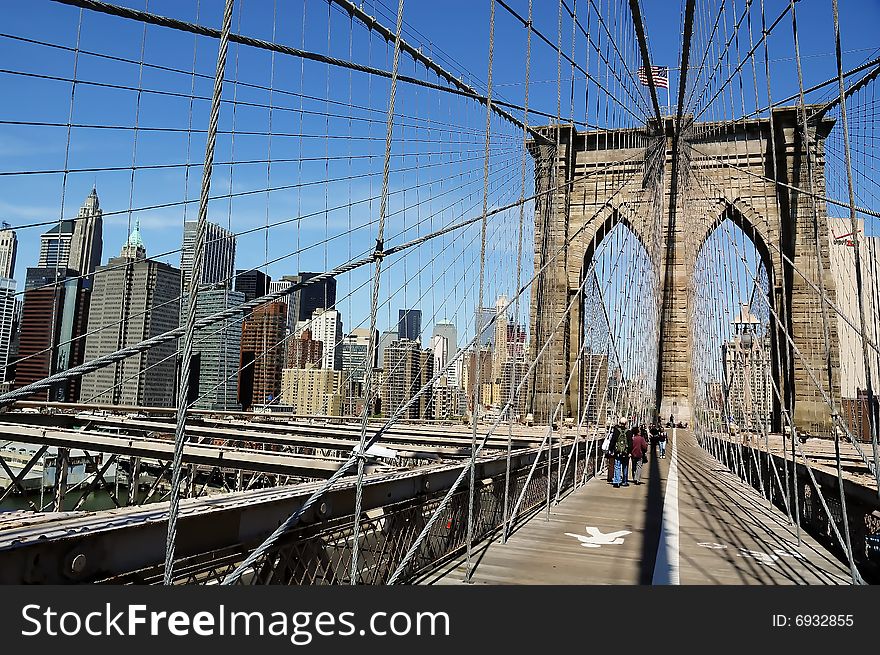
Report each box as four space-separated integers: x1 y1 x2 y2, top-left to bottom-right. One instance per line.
564 526 632 548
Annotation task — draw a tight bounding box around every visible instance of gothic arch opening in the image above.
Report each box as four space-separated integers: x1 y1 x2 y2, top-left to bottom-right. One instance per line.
691 203 781 440
576 211 660 428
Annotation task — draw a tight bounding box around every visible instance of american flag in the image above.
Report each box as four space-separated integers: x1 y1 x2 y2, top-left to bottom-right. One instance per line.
638 66 669 89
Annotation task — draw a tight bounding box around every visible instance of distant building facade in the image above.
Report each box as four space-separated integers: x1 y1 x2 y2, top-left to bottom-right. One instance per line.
238 301 287 409
281 366 343 416
80 225 181 407
382 339 434 420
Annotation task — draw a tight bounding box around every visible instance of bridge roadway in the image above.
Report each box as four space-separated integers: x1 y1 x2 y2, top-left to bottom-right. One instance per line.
422 429 852 585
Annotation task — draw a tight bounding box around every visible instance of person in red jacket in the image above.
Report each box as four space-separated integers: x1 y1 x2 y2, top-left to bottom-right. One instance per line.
630 426 649 485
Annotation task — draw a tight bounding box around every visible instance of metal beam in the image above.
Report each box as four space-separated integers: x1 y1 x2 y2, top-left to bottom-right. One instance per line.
0 445 588 583
0 424 350 479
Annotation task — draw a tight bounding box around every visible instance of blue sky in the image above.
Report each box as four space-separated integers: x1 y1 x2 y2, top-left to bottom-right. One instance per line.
0 0 877 343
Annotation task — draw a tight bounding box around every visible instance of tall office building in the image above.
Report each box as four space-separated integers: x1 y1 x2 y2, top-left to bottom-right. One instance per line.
287 328 323 369
341 328 374 414
0 226 17 279
0 278 16 384
430 334 448 380
382 339 434 420
68 188 103 278
310 308 343 371
179 221 236 320
189 288 245 410
377 329 397 368
341 328 374 384
291 272 336 324
462 346 493 410
5 296 21 383
238 301 287 409
431 320 459 384
433 378 466 420
476 306 496 347
80 226 181 407
38 220 75 269
281 366 343 416
15 267 90 402
235 269 271 304
271 273 337 331
431 320 457 357
721 305 772 433
492 295 509 383
397 308 422 342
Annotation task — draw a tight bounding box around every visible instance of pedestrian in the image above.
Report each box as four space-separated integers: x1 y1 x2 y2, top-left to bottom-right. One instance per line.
606 417 626 483
631 427 649 485
656 425 668 459
611 418 630 488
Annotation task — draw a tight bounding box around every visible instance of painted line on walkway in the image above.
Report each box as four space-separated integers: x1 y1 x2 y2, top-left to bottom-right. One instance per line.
652 427 680 585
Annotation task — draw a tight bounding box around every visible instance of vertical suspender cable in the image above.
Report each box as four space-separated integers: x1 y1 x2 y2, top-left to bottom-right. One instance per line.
163 0 236 586
351 0 406 585
465 0 496 583
503 0 533 545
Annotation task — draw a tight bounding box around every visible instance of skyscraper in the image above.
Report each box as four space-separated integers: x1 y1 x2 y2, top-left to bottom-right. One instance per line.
68 188 103 278
397 308 422 342
281 366 343 416
238 301 287 409
0 278 15 384
271 273 337 331
310 308 343 370
179 220 236 319
476 306 496 347
16 267 89 402
0 226 17 279
429 334 448 380
235 269 271 304
188 288 245 410
287 328 323 369
382 339 434 420
722 305 772 433
38 220 75 269
80 226 181 407
377 329 397 368
431 320 457 358
293 273 336 324
341 328 374 385
341 328 374 415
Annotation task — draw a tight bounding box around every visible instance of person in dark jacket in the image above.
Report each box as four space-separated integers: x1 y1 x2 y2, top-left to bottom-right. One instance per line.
655 425 668 459
610 417 631 487
616 426 635 487
606 417 626 483
630 427 649 484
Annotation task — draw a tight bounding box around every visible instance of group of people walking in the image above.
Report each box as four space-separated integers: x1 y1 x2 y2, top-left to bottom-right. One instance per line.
603 417 668 488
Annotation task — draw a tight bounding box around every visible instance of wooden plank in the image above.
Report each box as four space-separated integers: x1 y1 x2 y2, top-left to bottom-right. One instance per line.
424 431 851 585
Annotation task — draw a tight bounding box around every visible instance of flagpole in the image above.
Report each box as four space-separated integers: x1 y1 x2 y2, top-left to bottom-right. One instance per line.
666 67 670 117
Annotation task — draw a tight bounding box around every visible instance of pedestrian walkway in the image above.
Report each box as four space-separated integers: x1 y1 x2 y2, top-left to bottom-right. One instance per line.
422 429 851 585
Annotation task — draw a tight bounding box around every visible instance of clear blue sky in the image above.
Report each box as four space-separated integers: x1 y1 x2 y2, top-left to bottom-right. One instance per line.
0 0 877 341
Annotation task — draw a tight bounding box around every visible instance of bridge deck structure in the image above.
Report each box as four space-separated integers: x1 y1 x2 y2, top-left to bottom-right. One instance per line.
424 430 851 585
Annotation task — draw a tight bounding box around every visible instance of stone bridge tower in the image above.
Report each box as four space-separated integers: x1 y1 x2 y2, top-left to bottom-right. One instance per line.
528 107 840 435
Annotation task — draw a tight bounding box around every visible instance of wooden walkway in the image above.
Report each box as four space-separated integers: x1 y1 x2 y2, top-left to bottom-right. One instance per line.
422 429 851 585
